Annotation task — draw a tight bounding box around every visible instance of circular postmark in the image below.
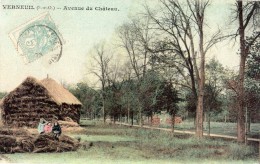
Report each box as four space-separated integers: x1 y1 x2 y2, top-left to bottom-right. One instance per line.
17 24 62 64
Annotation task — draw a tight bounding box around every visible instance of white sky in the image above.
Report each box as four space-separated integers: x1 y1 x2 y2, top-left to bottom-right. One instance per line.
0 0 240 92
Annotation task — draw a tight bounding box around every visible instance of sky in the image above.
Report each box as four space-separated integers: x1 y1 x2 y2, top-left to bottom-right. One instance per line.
0 0 240 92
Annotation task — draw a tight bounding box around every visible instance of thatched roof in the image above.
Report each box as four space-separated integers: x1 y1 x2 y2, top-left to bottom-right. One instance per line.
4 76 81 106
41 78 81 105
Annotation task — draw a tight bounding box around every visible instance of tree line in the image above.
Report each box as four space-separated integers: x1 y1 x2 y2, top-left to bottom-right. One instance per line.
69 0 260 143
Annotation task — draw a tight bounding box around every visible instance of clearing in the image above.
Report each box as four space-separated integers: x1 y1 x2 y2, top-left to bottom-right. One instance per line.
1 120 259 164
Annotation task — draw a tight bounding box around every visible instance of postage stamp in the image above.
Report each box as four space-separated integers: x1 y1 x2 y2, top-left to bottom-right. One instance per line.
9 12 64 64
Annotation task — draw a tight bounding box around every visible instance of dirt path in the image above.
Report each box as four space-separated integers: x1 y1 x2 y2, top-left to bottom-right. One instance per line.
116 122 260 142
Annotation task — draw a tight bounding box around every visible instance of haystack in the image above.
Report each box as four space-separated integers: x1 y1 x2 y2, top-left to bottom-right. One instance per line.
41 77 82 123
0 128 79 153
0 76 82 127
33 134 79 153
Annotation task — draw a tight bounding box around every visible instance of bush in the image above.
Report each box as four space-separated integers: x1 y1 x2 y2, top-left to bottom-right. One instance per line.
229 143 255 160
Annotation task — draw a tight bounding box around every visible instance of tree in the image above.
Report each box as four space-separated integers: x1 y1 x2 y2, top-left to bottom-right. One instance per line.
235 1 260 143
137 71 181 129
117 16 155 79
204 59 228 135
244 78 260 133
146 0 222 138
0 92 7 99
203 84 222 135
245 36 260 132
104 82 123 123
160 81 181 132
120 79 138 125
89 42 112 123
246 32 260 80
117 17 157 126
69 83 100 119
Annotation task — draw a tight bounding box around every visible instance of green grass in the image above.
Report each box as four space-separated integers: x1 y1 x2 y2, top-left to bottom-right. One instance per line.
114 117 260 138
68 134 136 142
3 120 259 164
5 152 258 164
162 121 260 137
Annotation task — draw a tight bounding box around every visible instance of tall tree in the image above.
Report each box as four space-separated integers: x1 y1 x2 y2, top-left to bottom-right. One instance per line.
204 59 227 135
245 33 260 133
146 0 222 138
117 17 156 126
89 42 112 123
188 0 208 138
117 16 154 79
236 1 260 143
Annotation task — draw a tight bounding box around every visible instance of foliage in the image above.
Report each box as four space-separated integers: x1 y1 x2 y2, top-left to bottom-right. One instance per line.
229 143 255 160
246 31 260 80
204 84 222 115
69 83 101 119
204 58 228 115
245 32 260 122
184 90 197 117
0 92 7 99
104 82 123 121
102 71 182 122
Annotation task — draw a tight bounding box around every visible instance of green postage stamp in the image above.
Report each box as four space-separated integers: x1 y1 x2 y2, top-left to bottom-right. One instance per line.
9 12 64 64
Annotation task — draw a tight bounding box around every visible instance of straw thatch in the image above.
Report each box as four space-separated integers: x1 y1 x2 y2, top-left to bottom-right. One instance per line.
1 76 81 127
0 128 79 153
41 78 81 105
0 99 3 127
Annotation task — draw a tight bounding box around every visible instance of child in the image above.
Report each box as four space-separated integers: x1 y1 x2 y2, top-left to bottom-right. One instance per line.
52 121 62 140
37 118 47 134
44 122 52 133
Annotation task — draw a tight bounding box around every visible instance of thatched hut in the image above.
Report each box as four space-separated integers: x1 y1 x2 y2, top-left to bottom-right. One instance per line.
0 76 81 127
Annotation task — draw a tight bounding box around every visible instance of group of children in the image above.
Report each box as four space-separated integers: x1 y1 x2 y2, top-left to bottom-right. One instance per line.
37 118 62 140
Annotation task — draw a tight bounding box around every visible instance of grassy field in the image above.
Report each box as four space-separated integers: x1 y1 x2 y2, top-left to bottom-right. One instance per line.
2 120 259 164
136 119 260 138
173 121 260 137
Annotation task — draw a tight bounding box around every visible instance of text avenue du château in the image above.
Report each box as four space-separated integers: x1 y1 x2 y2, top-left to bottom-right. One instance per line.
63 6 119 11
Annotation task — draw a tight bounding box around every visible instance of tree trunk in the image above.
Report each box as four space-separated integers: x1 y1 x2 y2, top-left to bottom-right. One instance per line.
237 1 246 143
127 101 130 123
120 112 122 124
139 106 143 127
195 4 205 139
194 116 196 127
102 97 106 123
171 113 175 133
204 113 207 128
207 112 211 136
247 110 251 133
131 110 134 126
150 115 153 126
196 49 205 138
237 57 246 143
196 93 204 138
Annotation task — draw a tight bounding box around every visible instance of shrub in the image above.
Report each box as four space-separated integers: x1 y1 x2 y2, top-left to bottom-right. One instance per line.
229 143 255 160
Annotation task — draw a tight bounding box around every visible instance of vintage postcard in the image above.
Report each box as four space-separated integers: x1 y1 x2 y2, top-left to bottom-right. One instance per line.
0 0 259 164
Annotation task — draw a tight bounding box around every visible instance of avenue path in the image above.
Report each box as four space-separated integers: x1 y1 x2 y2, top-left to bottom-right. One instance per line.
116 122 260 142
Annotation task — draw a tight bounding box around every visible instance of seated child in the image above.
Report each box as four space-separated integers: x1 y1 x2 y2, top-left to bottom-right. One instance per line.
52 121 62 140
37 118 47 134
44 122 52 133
